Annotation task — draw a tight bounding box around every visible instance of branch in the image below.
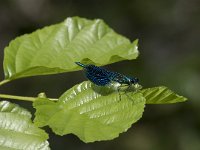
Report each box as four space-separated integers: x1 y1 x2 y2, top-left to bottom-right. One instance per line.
0 93 58 102
0 79 10 86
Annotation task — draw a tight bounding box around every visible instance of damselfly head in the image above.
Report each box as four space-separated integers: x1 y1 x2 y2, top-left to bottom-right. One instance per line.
130 77 139 84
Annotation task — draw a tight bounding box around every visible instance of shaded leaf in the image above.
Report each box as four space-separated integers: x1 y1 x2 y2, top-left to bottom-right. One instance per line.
0 101 50 150
141 86 187 104
3 17 138 80
33 81 145 143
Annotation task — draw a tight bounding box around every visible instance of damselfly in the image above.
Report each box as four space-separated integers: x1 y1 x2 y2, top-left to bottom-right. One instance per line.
75 62 141 100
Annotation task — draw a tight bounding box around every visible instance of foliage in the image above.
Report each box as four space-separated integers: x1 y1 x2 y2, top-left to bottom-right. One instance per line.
0 17 187 148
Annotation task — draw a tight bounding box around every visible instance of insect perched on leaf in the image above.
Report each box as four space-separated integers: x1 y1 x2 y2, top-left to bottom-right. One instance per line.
75 62 141 100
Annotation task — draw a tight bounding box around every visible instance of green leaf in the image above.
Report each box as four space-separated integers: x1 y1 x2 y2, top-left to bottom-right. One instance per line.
0 101 50 150
141 86 187 104
3 17 138 80
33 81 145 143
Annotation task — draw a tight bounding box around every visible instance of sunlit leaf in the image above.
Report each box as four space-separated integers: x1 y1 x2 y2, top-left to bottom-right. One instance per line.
0 101 50 150
33 81 145 143
3 17 138 80
141 86 187 104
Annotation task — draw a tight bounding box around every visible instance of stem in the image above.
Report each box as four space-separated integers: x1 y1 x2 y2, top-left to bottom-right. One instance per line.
0 94 58 102
0 79 10 86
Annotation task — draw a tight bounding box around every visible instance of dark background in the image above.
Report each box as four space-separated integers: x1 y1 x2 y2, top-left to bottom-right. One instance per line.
0 0 200 150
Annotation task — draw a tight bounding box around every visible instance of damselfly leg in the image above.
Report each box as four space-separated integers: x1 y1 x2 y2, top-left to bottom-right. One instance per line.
117 84 142 101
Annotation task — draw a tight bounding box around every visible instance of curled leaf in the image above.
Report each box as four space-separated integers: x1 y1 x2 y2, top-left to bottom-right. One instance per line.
3 17 138 80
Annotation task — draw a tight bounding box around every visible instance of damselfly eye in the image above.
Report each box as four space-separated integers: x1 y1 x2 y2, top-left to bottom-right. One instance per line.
135 78 139 83
131 77 139 84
